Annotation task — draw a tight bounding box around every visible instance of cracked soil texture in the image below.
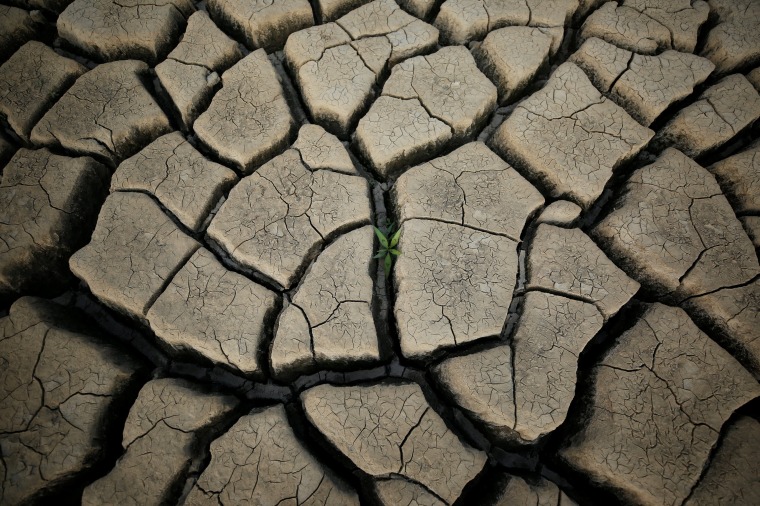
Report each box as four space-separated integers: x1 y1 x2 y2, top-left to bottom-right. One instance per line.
0 0 759 505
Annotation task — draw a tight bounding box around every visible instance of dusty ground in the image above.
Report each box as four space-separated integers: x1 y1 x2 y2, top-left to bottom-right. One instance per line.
1 0 759 505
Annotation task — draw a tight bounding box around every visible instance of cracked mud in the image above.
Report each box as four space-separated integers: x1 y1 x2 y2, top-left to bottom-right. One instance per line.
1 0 759 505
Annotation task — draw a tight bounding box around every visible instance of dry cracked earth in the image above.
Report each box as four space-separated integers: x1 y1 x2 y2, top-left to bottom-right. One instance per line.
1 0 760 505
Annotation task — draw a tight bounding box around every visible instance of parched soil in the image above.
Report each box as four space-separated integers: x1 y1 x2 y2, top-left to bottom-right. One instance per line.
1 0 759 505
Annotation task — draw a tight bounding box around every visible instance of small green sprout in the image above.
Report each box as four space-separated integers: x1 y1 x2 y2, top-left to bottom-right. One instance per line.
373 220 401 278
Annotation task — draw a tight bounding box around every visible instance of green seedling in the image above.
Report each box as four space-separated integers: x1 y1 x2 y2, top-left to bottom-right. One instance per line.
374 221 401 278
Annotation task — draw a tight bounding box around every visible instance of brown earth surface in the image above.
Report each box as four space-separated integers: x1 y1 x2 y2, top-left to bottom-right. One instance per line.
1 0 759 505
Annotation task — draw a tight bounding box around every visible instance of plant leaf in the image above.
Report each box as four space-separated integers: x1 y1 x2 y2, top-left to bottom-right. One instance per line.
373 226 388 248
373 252 385 259
389 249 400 256
384 253 392 278
389 228 402 248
